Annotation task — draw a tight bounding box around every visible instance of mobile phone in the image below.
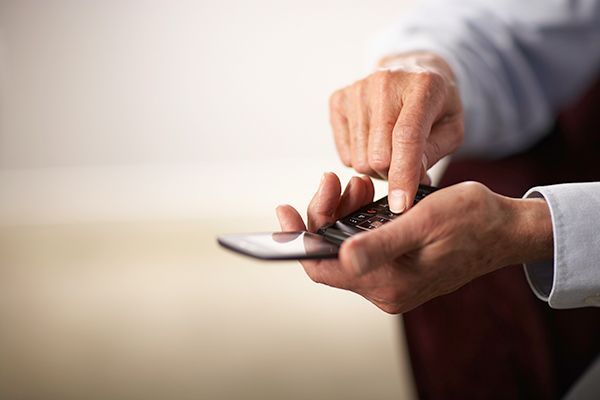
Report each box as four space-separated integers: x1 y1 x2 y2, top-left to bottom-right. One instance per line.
217 184 438 260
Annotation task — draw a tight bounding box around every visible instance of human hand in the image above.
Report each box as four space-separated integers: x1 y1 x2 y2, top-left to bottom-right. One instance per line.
276 173 553 314
329 52 464 213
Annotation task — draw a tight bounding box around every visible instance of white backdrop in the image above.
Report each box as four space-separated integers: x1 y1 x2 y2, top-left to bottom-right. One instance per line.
0 3 428 399
0 0 424 224
0 0 414 169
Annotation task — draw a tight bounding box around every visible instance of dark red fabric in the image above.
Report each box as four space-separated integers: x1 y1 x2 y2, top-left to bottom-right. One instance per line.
403 80 600 399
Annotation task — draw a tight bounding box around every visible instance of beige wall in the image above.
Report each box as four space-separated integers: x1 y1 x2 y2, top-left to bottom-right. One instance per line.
0 0 414 169
0 1 422 399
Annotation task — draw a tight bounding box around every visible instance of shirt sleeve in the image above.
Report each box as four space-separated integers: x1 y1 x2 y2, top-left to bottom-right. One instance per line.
523 183 600 309
370 0 600 159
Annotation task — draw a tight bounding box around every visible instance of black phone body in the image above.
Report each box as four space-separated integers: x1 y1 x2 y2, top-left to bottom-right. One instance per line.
217 184 437 260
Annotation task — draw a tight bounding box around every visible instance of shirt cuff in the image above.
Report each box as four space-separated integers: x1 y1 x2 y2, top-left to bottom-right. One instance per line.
523 183 600 309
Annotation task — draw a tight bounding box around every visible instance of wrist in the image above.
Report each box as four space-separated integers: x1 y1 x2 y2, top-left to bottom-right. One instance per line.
499 196 554 267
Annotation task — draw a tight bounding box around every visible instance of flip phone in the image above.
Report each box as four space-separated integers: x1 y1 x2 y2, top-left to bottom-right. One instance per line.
217 184 438 260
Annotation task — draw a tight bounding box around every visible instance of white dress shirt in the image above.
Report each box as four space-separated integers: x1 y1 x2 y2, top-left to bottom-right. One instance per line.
372 0 600 309
525 184 600 308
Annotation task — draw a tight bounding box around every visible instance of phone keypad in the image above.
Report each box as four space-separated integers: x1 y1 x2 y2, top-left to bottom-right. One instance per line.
340 186 436 232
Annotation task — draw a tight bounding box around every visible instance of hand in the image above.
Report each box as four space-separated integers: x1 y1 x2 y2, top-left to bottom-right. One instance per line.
276 173 553 314
329 52 464 213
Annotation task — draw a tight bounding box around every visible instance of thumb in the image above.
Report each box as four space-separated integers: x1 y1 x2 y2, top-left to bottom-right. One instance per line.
339 215 422 275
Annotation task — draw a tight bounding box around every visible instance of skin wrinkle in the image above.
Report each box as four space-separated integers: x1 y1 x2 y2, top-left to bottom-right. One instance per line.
272 41 559 312
277 173 552 314
330 52 463 210
368 84 395 177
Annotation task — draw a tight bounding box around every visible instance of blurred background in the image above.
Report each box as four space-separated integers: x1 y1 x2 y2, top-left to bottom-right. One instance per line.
0 1 422 399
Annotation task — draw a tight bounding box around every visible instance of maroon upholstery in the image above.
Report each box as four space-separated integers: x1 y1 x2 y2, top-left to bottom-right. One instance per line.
403 80 600 399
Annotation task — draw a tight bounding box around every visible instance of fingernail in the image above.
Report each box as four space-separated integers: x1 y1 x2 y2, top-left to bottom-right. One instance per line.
389 189 407 213
318 173 327 193
350 245 370 275
275 204 284 217
320 171 334 185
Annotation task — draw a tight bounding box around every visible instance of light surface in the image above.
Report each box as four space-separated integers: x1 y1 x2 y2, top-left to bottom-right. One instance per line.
0 219 416 400
0 1 429 398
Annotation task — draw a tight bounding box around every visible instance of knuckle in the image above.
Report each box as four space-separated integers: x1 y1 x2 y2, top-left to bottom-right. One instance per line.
457 181 493 211
369 152 391 172
415 70 445 92
341 155 352 168
350 119 366 135
371 69 393 89
354 159 372 174
353 80 368 101
329 90 345 112
460 180 488 196
371 118 396 136
394 125 424 145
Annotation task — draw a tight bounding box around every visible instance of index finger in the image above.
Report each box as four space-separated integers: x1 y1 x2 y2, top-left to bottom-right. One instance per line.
388 84 442 213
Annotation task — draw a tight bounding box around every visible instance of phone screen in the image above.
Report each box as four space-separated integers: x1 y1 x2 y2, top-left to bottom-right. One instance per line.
217 231 339 260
